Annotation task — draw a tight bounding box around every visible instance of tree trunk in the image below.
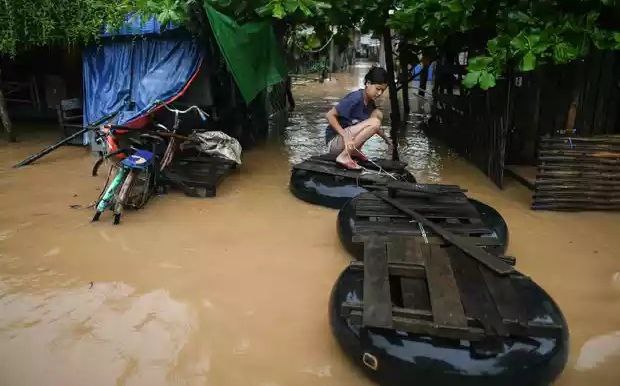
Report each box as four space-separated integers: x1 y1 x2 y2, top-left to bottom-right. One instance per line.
329 38 335 73
379 36 386 68
400 42 410 118
382 28 401 139
0 69 15 142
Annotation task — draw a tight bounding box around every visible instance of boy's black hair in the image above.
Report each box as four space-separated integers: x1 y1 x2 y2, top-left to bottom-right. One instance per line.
364 66 389 85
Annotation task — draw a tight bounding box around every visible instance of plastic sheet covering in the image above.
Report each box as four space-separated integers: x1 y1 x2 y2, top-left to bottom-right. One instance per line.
181 131 243 165
204 3 286 103
83 38 202 127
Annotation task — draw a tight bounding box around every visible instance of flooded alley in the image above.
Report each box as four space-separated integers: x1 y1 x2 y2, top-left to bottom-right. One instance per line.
0 63 619 386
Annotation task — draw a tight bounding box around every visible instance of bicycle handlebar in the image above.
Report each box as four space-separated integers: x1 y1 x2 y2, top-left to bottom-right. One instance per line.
162 104 209 121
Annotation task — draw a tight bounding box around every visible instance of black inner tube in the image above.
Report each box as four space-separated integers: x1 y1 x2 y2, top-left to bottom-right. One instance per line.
289 161 416 209
329 266 569 386
337 195 509 260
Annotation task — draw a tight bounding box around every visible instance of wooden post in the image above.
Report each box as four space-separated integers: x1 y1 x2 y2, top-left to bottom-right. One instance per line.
382 28 401 161
328 38 335 74
0 69 15 142
400 42 410 118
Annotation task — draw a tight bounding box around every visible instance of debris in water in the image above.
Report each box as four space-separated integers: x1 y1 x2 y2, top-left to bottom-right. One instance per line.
69 204 82 209
575 331 620 371
233 339 250 355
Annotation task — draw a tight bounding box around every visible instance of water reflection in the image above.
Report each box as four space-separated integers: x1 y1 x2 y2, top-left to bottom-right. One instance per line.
0 276 198 386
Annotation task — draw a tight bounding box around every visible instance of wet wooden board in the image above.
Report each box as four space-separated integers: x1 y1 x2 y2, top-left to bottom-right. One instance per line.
356 203 476 217
539 163 620 172
536 178 620 186
538 150 620 158
540 135 620 144
354 222 494 237
362 239 393 329
374 193 514 275
534 197 620 204
449 247 508 336
480 267 528 326
386 237 425 265
534 191 620 199
536 184 620 192
533 136 620 211
342 303 485 340
353 235 505 252
344 237 559 341
357 190 469 202
425 246 468 328
350 260 426 279
162 157 236 197
386 181 466 196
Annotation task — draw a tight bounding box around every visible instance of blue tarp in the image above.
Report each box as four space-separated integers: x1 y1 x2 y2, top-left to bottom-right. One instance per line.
83 39 202 127
83 16 203 130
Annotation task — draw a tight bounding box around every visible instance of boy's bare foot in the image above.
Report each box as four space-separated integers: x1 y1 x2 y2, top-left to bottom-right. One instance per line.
336 153 361 170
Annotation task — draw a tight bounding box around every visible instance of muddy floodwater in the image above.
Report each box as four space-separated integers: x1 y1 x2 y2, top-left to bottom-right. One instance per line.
1 63 619 386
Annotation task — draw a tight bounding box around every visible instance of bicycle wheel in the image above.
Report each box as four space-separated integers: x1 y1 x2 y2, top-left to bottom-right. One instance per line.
113 170 136 225
93 167 127 222
127 168 153 209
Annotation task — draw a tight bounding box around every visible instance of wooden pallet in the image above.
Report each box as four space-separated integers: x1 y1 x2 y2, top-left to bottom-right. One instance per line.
349 183 507 255
341 236 562 341
532 136 620 211
292 154 411 186
162 156 236 197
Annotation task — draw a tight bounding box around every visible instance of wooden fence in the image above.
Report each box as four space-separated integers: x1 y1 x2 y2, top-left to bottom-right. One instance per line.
426 50 620 188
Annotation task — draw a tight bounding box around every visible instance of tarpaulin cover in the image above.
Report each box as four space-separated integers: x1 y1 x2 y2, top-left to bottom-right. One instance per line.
204 3 286 103
83 16 202 127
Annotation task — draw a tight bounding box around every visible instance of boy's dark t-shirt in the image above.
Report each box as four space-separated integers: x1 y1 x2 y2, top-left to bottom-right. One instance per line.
325 89 375 144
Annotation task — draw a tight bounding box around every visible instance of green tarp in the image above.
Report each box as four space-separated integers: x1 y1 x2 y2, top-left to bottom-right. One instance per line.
205 3 287 103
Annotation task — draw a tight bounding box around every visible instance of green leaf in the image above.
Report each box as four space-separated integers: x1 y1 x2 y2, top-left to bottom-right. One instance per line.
615 32 620 43
479 71 496 90
283 0 299 13
273 3 286 18
255 4 272 16
446 0 463 12
507 11 532 24
510 33 528 52
552 42 578 64
467 56 492 72
462 71 481 88
520 52 536 71
299 2 312 16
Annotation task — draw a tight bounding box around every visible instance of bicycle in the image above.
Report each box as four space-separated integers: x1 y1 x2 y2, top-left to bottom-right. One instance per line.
157 104 209 170
90 105 208 224
91 127 164 225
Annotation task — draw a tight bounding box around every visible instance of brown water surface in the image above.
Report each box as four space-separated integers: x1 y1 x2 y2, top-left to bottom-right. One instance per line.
0 63 619 385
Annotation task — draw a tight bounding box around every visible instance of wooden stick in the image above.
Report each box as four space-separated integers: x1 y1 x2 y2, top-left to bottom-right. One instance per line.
373 192 514 275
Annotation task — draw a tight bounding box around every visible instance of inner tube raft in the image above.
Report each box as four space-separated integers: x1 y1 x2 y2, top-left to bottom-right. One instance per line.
337 192 509 259
329 265 569 386
290 155 415 209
